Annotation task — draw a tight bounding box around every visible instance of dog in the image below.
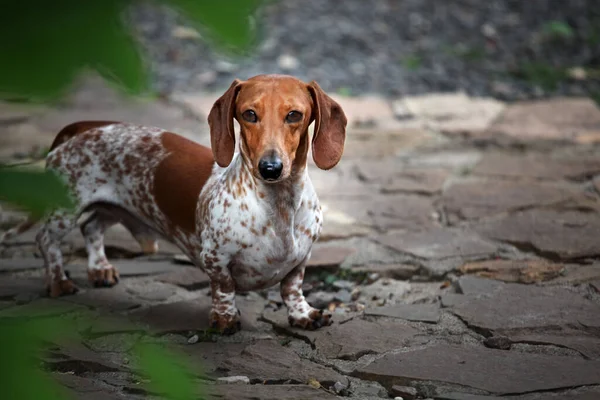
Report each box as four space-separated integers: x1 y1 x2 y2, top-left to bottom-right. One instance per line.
0 74 347 334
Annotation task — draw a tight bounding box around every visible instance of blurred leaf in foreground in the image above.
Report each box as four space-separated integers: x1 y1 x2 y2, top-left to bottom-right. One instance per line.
0 316 73 400
0 0 268 102
135 341 201 400
0 0 148 101
0 167 75 218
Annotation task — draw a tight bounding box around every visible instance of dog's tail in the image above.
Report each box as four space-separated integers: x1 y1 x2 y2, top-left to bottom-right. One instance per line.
0 217 38 245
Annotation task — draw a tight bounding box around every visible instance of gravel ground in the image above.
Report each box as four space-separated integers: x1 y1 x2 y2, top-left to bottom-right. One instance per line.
130 0 600 101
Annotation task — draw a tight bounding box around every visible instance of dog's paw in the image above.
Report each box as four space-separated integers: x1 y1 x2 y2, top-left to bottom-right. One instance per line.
47 277 79 298
288 308 332 330
209 310 242 335
87 267 120 288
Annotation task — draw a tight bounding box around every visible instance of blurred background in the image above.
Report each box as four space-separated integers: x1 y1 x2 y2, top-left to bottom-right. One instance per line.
133 0 600 101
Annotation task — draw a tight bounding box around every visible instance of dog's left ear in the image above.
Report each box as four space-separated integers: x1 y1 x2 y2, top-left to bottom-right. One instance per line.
307 81 347 170
208 79 242 167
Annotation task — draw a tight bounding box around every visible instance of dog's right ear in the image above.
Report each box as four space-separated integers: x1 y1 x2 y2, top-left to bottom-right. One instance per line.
208 79 242 167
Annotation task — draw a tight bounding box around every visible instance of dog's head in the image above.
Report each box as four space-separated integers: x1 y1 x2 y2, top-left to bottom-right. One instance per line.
208 74 347 183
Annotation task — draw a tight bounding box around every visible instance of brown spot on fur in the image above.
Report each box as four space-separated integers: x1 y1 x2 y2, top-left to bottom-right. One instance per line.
50 121 118 151
153 132 215 234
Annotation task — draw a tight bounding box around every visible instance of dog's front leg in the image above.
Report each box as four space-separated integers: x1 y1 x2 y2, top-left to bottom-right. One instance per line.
281 262 332 330
204 259 241 335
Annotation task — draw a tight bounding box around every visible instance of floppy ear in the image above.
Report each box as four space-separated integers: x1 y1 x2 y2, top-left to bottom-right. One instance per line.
307 81 347 170
208 79 242 167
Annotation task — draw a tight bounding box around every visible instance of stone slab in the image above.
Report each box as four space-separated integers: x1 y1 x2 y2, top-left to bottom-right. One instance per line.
435 394 502 400
475 210 600 260
473 154 600 181
376 228 497 260
509 333 600 360
0 277 44 299
59 285 142 312
442 279 600 334
486 98 600 142
353 343 600 394
209 384 339 400
543 264 600 285
262 309 421 360
381 168 451 195
365 304 440 323
442 179 582 221
219 339 347 386
459 259 565 284
0 298 86 318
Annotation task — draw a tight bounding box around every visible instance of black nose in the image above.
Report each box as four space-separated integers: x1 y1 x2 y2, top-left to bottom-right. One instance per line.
258 156 283 181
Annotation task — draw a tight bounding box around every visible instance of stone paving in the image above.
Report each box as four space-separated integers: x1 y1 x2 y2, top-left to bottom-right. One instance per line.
1 76 600 399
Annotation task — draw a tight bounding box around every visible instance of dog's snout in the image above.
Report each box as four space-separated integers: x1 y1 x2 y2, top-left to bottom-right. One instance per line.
258 155 283 181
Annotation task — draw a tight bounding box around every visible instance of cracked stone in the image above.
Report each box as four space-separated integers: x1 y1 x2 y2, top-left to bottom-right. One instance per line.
365 304 440 323
53 373 120 396
45 341 124 375
442 278 600 334
376 227 497 260
155 266 210 290
219 339 347 386
381 168 450 195
179 342 246 378
459 259 565 284
475 210 600 260
353 343 600 394
208 384 339 399
0 298 86 318
473 153 600 181
442 179 582 221
60 285 141 312
358 279 412 306
544 264 600 285
261 310 421 361
124 280 176 302
355 163 450 195
435 394 502 400
508 333 600 360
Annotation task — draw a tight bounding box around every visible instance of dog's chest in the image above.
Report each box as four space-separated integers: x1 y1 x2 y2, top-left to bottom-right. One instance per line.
201 169 322 291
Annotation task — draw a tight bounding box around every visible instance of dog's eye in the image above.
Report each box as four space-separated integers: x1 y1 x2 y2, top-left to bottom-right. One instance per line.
242 110 257 123
285 111 302 124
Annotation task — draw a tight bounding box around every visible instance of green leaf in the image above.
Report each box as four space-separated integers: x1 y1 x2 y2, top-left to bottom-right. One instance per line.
0 167 75 218
542 20 575 39
0 316 73 400
134 342 199 400
164 0 267 55
0 0 147 101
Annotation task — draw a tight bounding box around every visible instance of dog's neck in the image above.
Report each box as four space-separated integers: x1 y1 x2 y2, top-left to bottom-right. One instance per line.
233 132 310 217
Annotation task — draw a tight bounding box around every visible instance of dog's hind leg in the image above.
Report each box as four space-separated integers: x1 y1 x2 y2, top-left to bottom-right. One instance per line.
36 210 79 297
80 211 121 288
